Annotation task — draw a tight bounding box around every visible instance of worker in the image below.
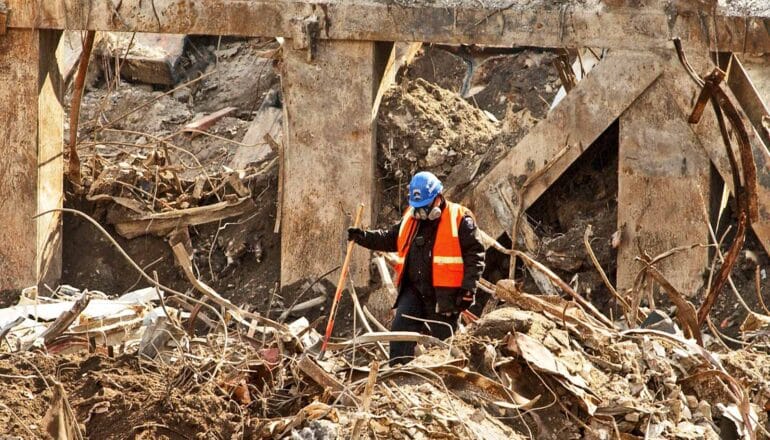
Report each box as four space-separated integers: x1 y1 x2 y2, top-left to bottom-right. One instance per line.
347 171 485 365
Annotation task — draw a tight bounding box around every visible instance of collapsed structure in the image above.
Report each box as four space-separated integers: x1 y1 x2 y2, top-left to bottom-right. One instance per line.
1 0 770 438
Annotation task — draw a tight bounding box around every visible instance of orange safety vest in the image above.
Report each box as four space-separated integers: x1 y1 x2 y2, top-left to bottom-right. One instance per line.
394 201 471 288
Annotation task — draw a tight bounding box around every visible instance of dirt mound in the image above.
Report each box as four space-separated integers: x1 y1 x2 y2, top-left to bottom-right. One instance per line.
377 78 499 222
405 46 561 121
193 37 280 114
405 45 469 93
62 37 282 311
0 353 240 439
468 50 560 120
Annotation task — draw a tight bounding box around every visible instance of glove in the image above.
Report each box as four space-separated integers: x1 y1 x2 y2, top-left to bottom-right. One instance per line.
347 227 365 244
456 290 475 311
435 293 457 316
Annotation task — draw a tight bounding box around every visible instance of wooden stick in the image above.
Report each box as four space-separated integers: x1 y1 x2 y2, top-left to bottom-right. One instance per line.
348 277 389 359
171 242 288 332
319 203 365 359
351 360 380 440
67 30 96 185
583 225 633 324
363 306 389 332
373 254 398 299
756 266 770 315
24 292 91 350
278 295 326 322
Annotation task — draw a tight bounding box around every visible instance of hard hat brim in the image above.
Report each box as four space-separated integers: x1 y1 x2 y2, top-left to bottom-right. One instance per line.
408 196 435 208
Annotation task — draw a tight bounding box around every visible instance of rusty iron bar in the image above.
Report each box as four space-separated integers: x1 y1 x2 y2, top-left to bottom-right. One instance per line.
67 30 96 186
674 39 760 333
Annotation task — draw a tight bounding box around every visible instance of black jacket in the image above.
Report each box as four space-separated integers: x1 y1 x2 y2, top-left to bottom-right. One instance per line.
356 201 486 309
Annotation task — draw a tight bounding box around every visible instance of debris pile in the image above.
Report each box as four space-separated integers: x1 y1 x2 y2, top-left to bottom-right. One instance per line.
3 30 770 440
377 77 500 222
2 268 769 438
82 143 272 239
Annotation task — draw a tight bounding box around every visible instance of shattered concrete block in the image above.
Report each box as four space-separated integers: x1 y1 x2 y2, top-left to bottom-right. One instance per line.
290 419 338 439
229 104 282 170
698 400 713 421
97 33 187 85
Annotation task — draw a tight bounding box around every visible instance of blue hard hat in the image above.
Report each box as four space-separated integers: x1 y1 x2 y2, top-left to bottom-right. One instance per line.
408 171 443 208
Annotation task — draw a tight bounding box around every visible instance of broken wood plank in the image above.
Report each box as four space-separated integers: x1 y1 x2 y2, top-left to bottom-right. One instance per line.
462 51 664 237
183 106 237 134
26 292 91 350
55 31 83 84
113 197 256 239
371 42 422 123
297 354 345 393
617 76 710 297
351 360 379 440
719 54 770 150
6 0 770 52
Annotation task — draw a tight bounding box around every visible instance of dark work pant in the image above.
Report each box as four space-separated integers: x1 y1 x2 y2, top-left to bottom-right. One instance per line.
389 286 458 366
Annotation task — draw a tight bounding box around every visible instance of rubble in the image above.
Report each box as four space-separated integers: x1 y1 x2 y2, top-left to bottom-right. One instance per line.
3 28 770 440
377 77 500 222
95 33 188 86
2 264 769 438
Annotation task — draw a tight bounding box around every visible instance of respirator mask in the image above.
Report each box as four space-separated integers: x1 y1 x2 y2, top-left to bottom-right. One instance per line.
413 203 442 221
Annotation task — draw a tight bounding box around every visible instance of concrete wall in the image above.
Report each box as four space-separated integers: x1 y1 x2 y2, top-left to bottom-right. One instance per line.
281 40 378 288
0 29 63 292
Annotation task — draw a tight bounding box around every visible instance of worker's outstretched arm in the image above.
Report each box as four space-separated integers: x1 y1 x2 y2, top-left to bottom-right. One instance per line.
348 221 400 252
458 216 486 292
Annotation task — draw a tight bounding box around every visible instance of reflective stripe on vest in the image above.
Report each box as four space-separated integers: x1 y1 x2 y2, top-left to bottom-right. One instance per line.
394 201 470 288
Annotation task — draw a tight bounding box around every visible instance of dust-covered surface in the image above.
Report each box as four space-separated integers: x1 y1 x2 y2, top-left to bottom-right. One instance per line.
720 0 770 17
376 47 558 225
376 78 500 222
59 37 282 313
0 353 241 439
3 28 770 440
3 292 769 439
465 300 770 439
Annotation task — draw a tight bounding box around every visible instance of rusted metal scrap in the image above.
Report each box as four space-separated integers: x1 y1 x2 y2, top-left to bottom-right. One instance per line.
674 39 759 329
642 262 702 345
68 30 96 187
0 1 7 34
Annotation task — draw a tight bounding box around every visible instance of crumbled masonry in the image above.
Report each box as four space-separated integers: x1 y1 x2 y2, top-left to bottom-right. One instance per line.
3 25 770 440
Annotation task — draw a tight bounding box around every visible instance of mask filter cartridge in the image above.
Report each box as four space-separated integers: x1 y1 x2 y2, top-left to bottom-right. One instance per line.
413 206 441 221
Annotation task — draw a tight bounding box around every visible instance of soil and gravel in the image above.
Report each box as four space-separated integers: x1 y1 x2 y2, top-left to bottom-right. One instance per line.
0 353 242 439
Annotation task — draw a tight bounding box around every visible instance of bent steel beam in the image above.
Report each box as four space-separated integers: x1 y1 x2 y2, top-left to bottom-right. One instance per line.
3 0 770 52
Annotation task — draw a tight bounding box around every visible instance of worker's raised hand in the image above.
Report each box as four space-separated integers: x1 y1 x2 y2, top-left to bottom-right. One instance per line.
347 227 365 243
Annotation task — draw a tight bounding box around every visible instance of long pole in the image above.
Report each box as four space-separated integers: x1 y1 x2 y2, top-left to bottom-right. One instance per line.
318 203 365 360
